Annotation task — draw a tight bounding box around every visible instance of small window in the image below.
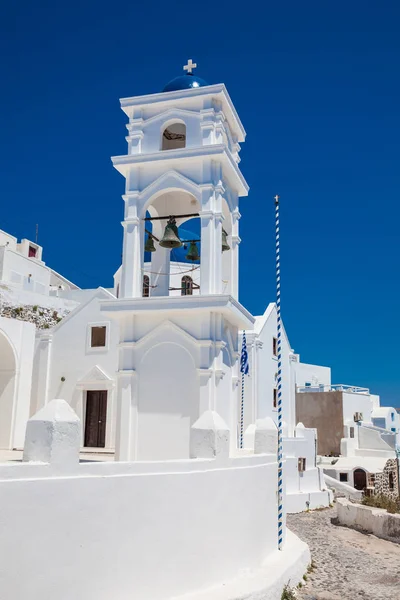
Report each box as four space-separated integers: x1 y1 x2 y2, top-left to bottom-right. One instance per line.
340 473 348 482
305 382 311 387
273 388 277 408
391 412 395 422
391 427 396 432
181 276 193 296
29 246 37 258
162 123 186 150
143 275 150 298
298 458 306 472
349 427 355 439
91 326 106 348
273 337 278 356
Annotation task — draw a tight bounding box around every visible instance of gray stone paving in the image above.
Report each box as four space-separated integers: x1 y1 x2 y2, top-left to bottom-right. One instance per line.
287 505 400 600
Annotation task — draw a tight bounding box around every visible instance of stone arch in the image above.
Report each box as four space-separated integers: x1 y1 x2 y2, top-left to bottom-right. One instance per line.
0 330 17 448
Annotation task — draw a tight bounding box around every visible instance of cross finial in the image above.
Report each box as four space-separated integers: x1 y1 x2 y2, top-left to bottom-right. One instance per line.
183 59 197 74
274 194 280 204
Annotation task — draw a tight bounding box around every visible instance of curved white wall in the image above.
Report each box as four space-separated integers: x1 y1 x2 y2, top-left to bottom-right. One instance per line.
0 455 278 600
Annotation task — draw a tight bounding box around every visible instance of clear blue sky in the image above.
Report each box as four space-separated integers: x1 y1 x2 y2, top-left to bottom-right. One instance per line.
1 1 399 404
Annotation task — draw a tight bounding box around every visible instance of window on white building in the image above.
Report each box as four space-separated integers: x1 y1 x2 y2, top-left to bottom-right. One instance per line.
349 427 355 439
29 246 37 258
91 326 106 348
340 473 348 482
181 276 193 296
298 458 306 472
272 337 278 356
143 275 150 297
273 388 277 409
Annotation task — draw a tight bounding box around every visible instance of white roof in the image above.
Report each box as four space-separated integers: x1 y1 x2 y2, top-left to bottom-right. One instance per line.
325 456 392 474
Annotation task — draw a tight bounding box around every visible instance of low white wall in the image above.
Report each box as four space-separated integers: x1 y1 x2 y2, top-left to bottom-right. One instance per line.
323 473 363 500
0 454 280 600
336 498 400 542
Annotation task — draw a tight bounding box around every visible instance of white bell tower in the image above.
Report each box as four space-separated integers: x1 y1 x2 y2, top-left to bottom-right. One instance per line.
102 62 254 461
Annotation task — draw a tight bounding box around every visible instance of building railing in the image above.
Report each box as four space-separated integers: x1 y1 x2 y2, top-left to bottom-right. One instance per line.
297 383 370 394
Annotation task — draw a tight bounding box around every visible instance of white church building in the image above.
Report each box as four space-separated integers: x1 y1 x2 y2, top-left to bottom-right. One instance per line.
0 59 398 599
0 61 320 600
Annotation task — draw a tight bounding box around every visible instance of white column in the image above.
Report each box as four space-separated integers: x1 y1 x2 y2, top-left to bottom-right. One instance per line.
120 216 142 298
150 246 171 297
115 371 137 461
31 333 52 413
200 188 223 294
230 208 241 300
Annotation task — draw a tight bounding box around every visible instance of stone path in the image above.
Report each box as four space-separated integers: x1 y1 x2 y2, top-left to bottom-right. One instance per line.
287 505 400 600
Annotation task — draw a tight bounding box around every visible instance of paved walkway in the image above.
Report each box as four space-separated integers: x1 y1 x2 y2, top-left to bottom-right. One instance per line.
287 506 400 600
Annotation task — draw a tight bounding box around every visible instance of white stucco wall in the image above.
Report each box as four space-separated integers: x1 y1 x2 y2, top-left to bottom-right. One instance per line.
242 304 293 436
0 316 35 449
292 360 331 388
0 454 280 600
32 289 119 449
0 246 50 295
342 391 373 425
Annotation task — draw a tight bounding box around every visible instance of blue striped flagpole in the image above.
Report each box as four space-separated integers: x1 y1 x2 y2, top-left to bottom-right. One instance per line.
275 194 284 550
240 330 249 449
240 365 245 449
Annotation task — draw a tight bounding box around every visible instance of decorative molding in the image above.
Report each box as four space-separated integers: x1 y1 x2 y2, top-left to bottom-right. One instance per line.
215 369 225 382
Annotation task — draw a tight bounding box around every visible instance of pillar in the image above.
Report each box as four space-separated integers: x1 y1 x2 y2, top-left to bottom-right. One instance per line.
150 245 171 297
200 185 223 294
23 399 80 469
115 371 138 461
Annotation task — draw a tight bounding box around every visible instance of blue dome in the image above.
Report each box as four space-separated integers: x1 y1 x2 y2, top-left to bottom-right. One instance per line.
145 227 200 264
163 73 208 93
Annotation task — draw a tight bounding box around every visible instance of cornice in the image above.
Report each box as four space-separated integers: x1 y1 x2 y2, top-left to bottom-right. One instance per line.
111 145 249 196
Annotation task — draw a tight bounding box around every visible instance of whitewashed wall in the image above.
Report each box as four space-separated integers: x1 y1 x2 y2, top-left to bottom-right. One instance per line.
31 289 119 449
0 317 35 449
342 391 374 425
291 361 331 388
0 455 278 600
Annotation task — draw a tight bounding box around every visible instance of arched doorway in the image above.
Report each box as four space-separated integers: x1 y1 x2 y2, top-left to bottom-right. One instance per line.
0 331 16 449
353 468 367 491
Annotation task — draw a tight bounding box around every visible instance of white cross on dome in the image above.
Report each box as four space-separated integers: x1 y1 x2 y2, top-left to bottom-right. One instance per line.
183 59 197 74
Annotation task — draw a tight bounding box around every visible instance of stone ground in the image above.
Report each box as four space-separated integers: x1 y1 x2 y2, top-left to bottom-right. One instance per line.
287 505 400 600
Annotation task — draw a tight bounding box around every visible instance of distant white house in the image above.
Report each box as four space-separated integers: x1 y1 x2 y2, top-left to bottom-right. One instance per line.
296 383 399 492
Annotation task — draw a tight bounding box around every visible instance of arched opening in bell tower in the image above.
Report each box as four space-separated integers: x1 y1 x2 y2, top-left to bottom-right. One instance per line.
143 191 200 297
161 122 186 151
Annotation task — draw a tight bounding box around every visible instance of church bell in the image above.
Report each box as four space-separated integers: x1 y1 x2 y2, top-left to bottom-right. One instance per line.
144 234 156 253
222 228 230 252
185 241 199 262
159 218 182 249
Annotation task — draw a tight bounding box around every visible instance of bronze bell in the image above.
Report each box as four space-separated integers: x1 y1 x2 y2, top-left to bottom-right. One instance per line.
186 241 199 262
222 228 230 252
159 218 182 249
144 234 156 253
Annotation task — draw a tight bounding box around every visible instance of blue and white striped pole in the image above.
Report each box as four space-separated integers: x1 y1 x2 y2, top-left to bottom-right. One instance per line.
240 331 249 449
275 194 284 550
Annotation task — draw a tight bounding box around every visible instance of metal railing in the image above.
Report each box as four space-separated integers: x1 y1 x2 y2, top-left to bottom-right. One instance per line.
297 383 370 394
